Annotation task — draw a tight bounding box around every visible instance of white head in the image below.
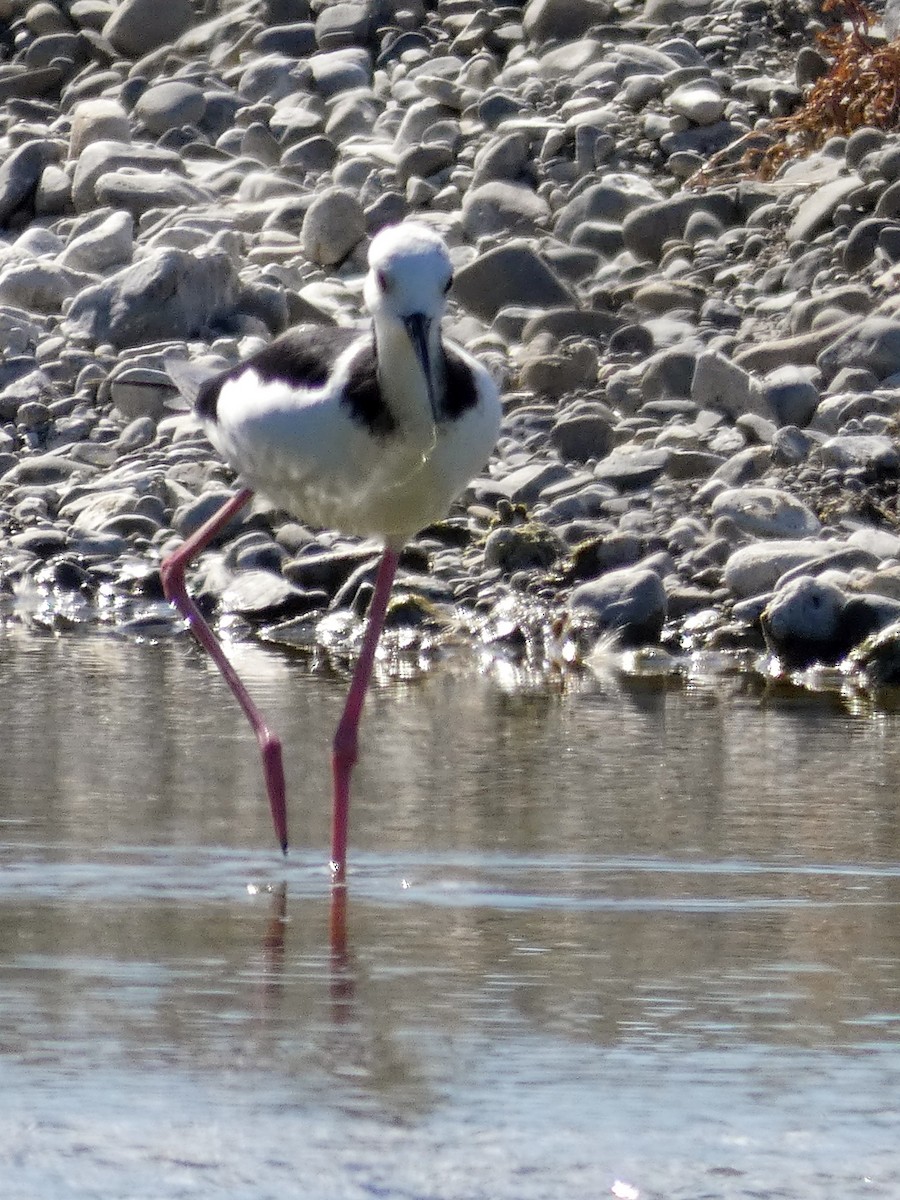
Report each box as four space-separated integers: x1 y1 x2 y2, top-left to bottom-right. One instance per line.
364 222 454 323
364 223 454 421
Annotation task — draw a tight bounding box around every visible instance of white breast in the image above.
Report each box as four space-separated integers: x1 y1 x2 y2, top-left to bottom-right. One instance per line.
208 349 500 544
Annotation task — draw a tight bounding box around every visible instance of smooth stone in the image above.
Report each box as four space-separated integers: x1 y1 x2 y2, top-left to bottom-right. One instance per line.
760 365 820 428
633 279 704 314
255 21 317 55
847 527 900 559
0 260 78 311
622 192 738 262
9 527 68 558
461 181 551 239
307 48 371 97
172 490 248 541
71 1 115 32
723 540 845 600
523 0 613 41
775 549 882 593
550 412 614 462
0 65 64 103
708 445 773 486
0 366 55 421
101 513 162 539
3 452 96 486
593 447 670 488
487 462 572 505
396 143 454 187
26 32 88 72
519 341 598 397
566 565 668 648
471 132 530 186
643 0 712 20
522 308 620 343
393 98 456 152
0 139 58 227
26 1 74 34
762 575 900 668
134 81 206 135
314 3 372 50
109 367 173 420
221 570 320 620
282 134 338 172
282 547 378 593
63 247 240 349
786 174 863 243
300 186 366 265
93 170 212 216
103 0 194 56
114 415 156 451
69 98 131 158
16 225 64 256
667 81 725 126
843 218 895 272
817 316 900 382
819 433 900 470
640 348 696 401
58 209 133 272
63 488 142 532
71 140 184 213
453 241 575 323
665 449 727 479
691 349 767 419
711 487 821 539
239 54 306 104
36 164 71 215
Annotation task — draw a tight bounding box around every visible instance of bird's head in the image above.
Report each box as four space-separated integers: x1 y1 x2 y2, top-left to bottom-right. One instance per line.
364 223 453 420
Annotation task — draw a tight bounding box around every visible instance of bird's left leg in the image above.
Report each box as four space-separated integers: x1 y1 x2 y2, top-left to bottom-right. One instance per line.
160 486 289 854
330 546 400 881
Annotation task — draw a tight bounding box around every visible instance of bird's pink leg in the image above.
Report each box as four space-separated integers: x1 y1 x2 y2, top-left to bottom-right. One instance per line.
160 486 288 854
330 546 400 882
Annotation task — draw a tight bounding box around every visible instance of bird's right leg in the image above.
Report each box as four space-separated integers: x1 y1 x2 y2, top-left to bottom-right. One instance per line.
160 486 288 854
330 546 400 883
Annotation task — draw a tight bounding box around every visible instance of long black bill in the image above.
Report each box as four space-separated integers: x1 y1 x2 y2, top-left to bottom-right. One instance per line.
403 313 440 422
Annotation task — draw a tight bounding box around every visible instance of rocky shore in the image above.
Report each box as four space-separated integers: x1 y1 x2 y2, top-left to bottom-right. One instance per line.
2 0 900 688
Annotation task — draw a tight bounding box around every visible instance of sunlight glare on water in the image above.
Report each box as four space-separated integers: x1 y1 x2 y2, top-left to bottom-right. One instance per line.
0 632 899 1198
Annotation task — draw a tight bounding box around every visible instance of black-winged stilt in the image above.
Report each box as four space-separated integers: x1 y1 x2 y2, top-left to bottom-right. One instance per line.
161 222 501 880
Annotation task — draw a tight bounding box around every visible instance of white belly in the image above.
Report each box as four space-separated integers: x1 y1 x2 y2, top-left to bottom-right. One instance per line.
210 372 499 544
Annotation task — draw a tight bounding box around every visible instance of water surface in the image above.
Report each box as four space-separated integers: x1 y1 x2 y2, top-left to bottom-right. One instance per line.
1 631 899 1198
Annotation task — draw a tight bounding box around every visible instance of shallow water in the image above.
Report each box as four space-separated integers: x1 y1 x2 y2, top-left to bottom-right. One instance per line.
1 630 900 1199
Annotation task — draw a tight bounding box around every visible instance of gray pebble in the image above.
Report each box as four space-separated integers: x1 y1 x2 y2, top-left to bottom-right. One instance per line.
300 187 366 266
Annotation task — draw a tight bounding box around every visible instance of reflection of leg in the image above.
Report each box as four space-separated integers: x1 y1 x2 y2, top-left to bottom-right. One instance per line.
161 486 288 853
330 547 400 881
329 884 355 1018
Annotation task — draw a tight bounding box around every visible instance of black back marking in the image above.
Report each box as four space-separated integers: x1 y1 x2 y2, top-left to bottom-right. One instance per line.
339 338 396 437
196 325 364 424
194 324 480 436
442 344 480 419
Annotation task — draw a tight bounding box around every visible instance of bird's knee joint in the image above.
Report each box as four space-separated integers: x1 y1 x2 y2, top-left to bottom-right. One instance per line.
261 731 283 760
160 557 184 602
333 728 357 769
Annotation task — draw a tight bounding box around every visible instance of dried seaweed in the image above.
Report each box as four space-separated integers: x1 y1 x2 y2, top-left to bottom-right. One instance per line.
688 0 900 187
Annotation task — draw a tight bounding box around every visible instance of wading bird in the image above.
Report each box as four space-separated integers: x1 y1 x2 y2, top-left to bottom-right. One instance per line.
161 222 502 881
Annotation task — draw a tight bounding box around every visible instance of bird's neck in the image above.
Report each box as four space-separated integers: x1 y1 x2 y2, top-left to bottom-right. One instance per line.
373 319 445 443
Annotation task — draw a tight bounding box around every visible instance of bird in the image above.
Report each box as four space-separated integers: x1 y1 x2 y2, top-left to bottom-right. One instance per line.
160 221 502 881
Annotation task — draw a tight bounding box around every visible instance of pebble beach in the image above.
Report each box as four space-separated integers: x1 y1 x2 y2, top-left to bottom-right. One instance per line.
3 0 900 688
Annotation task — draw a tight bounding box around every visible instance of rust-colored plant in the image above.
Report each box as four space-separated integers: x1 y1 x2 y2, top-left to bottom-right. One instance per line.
689 0 900 186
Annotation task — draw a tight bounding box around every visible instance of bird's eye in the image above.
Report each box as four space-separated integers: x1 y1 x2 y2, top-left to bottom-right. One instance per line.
377 269 391 292
443 274 453 294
